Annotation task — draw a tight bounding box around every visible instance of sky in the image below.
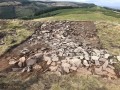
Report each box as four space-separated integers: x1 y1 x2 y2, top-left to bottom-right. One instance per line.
37 0 120 9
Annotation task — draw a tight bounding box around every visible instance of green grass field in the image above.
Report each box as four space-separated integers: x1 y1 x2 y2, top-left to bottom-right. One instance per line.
34 7 120 23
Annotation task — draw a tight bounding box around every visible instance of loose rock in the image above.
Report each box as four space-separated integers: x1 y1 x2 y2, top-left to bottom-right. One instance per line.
83 60 89 67
9 59 17 65
61 63 71 73
102 60 109 70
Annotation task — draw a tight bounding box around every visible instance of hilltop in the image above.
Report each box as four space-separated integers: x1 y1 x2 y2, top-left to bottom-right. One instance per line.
0 20 120 90
0 1 120 90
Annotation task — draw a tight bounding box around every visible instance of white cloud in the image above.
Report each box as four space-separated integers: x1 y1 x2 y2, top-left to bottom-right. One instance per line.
86 0 120 9
31 0 120 9
87 0 120 4
33 0 120 3
50 0 87 2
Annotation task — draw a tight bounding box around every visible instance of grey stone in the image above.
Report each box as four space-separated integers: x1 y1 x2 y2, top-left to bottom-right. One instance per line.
34 53 43 58
51 62 56 66
109 59 114 64
21 67 28 72
102 60 109 70
20 48 30 55
68 57 81 67
79 55 84 60
70 66 77 71
104 54 110 59
12 68 21 72
33 64 42 70
51 54 59 61
9 59 17 65
99 58 107 62
26 58 37 66
74 47 83 53
83 60 89 67
46 59 52 65
18 62 23 68
58 52 63 57
43 54 52 61
49 66 58 72
61 63 71 73
27 66 31 72
19 57 26 63
91 56 99 61
117 56 120 61
83 51 90 60
94 60 100 66
92 49 100 56
84 55 90 61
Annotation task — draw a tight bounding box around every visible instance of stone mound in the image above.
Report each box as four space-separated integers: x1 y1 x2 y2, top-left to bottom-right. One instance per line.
0 21 119 79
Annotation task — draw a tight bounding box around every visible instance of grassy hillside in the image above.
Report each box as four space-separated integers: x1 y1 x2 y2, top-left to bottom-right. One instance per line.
34 6 120 23
0 20 34 56
0 0 119 19
0 0 95 19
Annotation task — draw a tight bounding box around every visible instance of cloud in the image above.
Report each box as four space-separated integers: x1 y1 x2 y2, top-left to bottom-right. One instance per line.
50 0 87 2
86 0 120 8
30 0 120 9
31 0 120 4
86 0 120 4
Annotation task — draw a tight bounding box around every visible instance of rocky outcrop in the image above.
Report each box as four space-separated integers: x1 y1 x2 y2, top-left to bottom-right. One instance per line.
6 21 120 79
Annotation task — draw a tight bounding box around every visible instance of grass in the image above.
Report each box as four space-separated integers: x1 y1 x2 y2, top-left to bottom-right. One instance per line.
96 22 120 55
50 75 106 90
34 12 120 23
27 73 120 90
0 20 33 55
1 72 120 90
34 7 120 23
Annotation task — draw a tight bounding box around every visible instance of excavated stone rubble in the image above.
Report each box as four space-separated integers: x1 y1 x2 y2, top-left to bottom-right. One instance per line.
8 21 120 79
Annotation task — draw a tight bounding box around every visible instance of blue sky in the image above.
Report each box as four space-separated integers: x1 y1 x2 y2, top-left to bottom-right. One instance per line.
51 0 120 9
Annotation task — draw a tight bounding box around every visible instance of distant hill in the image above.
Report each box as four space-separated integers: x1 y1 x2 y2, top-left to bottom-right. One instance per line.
0 0 119 19
0 0 95 19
